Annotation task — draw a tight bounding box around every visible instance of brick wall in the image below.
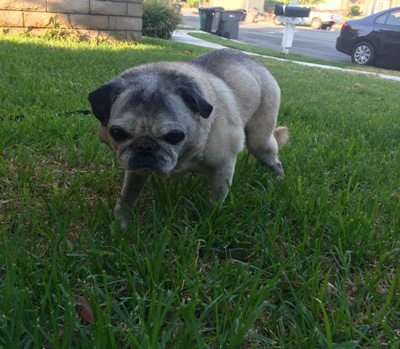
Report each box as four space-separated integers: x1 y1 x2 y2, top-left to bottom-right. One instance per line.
0 0 143 41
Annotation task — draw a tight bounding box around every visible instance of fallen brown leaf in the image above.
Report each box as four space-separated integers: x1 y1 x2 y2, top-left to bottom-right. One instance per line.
77 296 95 324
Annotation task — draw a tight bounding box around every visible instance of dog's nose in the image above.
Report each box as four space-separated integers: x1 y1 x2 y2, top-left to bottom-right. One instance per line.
132 136 158 151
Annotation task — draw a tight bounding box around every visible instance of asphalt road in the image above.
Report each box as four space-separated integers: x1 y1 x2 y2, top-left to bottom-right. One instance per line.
182 13 352 63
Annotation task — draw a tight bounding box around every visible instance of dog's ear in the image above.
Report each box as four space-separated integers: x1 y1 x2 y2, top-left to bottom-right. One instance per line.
88 81 123 126
179 82 213 119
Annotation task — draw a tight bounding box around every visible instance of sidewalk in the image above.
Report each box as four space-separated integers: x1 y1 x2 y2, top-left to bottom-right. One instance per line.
171 29 400 82
171 30 225 49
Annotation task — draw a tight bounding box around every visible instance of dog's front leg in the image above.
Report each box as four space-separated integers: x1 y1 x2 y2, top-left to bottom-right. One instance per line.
209 178 230 205
207 166 235 205
114 171 149 228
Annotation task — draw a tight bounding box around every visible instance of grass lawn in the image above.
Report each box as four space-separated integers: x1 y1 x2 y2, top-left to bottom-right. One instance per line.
1 33 399 348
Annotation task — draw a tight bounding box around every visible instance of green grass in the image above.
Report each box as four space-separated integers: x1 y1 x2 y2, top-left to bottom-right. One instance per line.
1 33 400 348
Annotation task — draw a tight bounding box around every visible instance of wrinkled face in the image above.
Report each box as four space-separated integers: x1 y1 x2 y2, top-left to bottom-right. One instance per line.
108 88 194 173
89 71 213 175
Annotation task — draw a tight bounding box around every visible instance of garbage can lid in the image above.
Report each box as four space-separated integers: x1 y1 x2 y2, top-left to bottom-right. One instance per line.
218 10 243 21
199 7 225 11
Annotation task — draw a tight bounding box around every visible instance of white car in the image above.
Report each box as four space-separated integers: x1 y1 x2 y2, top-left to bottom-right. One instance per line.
274 8 343 30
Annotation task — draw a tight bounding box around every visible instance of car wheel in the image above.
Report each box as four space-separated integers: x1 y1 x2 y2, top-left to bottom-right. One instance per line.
273 16 284 26
351 42 375 66
311 17 322 29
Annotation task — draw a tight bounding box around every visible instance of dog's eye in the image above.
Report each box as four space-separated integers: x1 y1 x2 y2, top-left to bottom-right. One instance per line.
110 128 128 141
163 131 185 145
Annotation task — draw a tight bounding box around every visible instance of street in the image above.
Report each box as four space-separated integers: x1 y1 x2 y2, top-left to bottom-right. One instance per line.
182 12 351 63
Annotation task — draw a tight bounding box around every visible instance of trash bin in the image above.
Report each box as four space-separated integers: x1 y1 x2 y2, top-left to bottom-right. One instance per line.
198 7 224 33
211 10 242 39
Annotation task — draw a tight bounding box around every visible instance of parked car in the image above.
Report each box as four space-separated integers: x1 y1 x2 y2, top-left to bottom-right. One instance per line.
336 7 400 66
273 8 342 30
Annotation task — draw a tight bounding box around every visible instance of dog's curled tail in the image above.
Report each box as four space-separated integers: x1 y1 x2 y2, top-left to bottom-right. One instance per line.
274 127 289 149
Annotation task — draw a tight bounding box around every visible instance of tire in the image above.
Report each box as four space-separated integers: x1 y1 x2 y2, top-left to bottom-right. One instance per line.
351 42 376 66
273 16 284 26
321 24 332 30
311 17 322 29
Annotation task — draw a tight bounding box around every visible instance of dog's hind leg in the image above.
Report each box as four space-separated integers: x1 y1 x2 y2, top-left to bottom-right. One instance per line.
246 134 284 178
244 75 288 177
245 114 288 179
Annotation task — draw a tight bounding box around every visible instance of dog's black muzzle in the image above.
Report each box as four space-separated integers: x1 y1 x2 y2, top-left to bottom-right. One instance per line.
128 136 163 170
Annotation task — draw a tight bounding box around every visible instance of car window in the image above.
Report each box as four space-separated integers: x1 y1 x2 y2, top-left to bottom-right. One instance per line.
375 13 388 24
386 10 400 26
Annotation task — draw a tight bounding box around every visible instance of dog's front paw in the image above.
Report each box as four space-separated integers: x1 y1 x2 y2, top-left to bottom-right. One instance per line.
114 201 132 229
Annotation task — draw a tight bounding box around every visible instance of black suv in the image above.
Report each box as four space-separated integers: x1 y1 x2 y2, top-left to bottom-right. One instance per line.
336 7 400 66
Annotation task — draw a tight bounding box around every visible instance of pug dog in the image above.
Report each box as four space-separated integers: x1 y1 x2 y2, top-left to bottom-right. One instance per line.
88 49 288 227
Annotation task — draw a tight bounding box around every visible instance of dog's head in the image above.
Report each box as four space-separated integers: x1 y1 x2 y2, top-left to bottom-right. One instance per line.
88 68 213 174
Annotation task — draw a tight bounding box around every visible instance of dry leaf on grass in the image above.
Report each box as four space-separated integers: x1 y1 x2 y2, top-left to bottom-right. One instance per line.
77 296 95 324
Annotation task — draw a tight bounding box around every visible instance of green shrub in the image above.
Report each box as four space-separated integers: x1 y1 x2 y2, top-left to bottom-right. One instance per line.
187 0 199 7
348 5 361 16
142 0 182 39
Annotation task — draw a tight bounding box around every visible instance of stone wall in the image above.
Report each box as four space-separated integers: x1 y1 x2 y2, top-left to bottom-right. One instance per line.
0 0 143 41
